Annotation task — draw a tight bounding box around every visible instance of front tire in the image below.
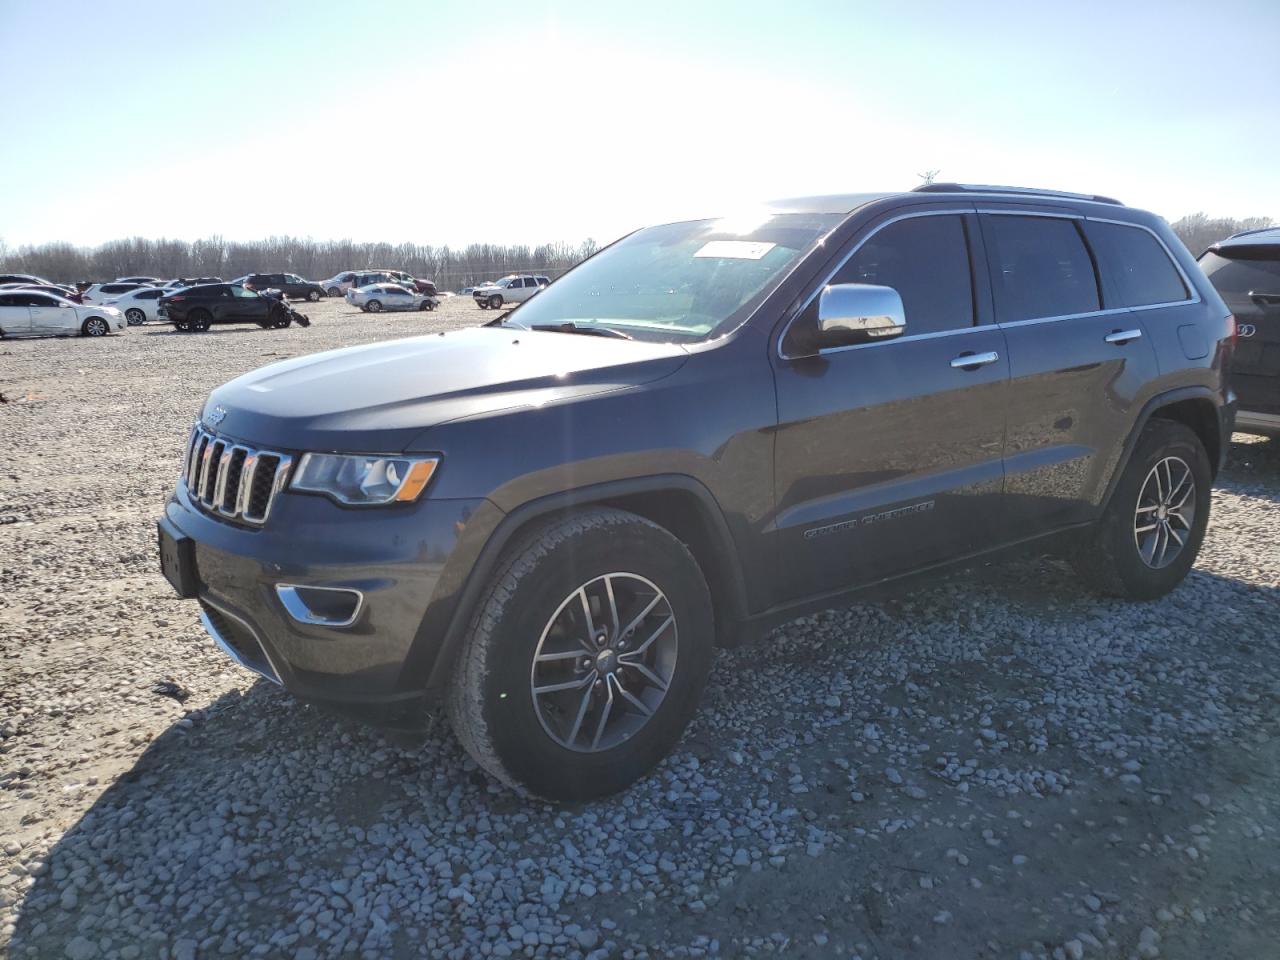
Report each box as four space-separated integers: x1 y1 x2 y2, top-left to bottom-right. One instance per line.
488 294 503 309
125 308 146 326
307 290 321 302
449 508 714 802
1071 420 1211 600
81 317 109 337
328 287 342 298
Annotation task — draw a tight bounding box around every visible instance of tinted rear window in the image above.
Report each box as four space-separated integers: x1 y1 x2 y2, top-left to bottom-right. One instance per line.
983 215 1100 322
1199 249 1280 299
1085 221 1188 307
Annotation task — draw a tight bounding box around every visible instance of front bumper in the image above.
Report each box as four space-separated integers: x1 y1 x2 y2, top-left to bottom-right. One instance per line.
162 480 492 720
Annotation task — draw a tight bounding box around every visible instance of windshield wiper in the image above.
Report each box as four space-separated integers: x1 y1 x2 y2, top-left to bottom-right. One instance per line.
529 321 632 340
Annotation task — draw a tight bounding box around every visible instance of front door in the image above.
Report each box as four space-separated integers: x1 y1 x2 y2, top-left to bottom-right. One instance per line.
770 208 1009 603
28 295 73 335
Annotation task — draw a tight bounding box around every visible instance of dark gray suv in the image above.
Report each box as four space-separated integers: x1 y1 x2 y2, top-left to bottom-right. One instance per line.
158 184 1236 801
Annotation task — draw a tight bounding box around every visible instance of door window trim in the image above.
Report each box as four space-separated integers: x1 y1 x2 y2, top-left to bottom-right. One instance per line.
776 207 979 360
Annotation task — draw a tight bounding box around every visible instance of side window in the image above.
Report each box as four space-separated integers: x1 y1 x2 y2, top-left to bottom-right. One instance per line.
140 290 161 300
232 286 257 299
829 214 975 336
983 215 1100 322
0 294 15 307
1083 221 1188 307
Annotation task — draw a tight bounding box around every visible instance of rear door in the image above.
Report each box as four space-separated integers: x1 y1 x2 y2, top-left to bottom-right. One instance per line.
981 207 1162 537
771 206 1009 601
1199 244 1280 419
0 293 32 335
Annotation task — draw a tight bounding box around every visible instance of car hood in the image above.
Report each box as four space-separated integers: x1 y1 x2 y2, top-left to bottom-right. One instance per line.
203 326 689 452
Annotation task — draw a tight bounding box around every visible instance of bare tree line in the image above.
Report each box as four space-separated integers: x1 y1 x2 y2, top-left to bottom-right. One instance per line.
0 212 1271 291
0 237 602 292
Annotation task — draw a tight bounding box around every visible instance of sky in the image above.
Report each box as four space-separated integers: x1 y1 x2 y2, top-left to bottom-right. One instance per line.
1 0 1277 250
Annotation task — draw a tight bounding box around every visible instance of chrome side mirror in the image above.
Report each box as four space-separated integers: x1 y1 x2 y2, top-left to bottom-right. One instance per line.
817 283 906 342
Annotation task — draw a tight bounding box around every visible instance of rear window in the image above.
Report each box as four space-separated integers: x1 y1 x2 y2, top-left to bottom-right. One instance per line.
1199 248 1280 299
1084 221 1188 307
983 215 1101 323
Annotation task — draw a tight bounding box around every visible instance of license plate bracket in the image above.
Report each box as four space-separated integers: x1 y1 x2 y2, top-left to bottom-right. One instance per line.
157 517 199 599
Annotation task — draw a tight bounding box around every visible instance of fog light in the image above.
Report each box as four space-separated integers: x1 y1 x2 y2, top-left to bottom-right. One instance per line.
275 584 364 627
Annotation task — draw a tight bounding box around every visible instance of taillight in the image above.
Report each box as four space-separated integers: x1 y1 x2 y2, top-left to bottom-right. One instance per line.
1226 314 1238 344
170 295 186 302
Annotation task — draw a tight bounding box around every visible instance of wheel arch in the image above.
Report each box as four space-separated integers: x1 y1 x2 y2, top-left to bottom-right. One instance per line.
421 475 749 694
1102 387 1226 511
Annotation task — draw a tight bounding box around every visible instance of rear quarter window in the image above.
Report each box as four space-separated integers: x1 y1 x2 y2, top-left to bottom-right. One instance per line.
1084 221 1188 307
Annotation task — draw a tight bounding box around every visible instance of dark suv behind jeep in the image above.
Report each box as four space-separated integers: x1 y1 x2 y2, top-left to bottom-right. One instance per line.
1198 226 1280 436
158 184 1236 801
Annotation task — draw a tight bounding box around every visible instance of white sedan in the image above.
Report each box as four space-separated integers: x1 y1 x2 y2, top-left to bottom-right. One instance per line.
0 290 126 338
345 283 437 313
103 286 168 325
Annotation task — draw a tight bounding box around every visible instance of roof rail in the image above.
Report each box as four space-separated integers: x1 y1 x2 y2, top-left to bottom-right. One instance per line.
1224 226 1280 241
912 183 1124 206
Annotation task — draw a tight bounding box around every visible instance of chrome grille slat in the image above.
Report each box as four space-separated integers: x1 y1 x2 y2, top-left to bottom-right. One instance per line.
181 424 289 527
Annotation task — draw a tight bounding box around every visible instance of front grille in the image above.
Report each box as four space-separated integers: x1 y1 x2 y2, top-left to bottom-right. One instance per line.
181 424 293 526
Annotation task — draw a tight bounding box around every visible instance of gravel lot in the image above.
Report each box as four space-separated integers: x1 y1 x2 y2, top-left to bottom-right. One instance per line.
1 297 1278 960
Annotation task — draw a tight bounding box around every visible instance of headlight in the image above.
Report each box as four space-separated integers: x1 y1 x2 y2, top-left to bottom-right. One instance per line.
291 453 439 505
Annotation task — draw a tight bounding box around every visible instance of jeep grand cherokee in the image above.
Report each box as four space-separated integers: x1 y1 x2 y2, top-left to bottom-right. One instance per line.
158 184 1236 801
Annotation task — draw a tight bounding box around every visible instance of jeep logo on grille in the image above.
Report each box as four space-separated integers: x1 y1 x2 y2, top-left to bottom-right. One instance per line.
205 405 228 428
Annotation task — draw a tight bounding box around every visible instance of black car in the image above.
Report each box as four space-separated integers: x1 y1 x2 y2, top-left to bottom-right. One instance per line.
158 283 291 332
1199 227 1280 436
243 273 325 302
158 183 1234 801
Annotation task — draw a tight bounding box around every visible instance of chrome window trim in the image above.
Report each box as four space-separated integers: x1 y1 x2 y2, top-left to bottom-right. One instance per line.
1085 215 1201 308
199 596 283 685
776 207 976 360
808 323 996 357
974 207 1083 219
275 584 366 628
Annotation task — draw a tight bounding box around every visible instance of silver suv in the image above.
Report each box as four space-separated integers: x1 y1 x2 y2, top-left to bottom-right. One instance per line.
473 274 550 309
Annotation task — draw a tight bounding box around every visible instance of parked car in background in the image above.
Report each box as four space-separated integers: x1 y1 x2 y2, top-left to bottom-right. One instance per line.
345 282 437 312
114 276 163 285
158 283 292 332
159 183 1235 801
322 271 401 297
0 273 51 287
163 277 224 290
473 275 550 309
104 286 169 325
1199 226 1280 436
0 283 76 298
243 273 326 301
81 281 148 304
369 269 438 297
0 290 125 338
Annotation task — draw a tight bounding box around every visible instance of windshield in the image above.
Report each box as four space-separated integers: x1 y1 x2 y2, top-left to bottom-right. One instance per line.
503 212 841 342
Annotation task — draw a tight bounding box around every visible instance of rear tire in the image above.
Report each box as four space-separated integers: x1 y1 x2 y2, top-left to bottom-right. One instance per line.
328 287 342 298
188 311 212 333
448 508 714 802
1071 420 1211 600
125 308 146 326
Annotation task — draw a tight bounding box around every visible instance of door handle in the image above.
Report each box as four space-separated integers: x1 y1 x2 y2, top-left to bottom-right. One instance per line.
950 350 999 369
1104 329 1143 344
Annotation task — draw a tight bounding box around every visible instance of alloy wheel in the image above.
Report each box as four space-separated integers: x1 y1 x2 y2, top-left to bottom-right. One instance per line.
84 318 108 337
529 573 678 753
1134 456 1196 569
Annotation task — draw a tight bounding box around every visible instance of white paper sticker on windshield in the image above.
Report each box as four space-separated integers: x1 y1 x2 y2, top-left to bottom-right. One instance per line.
693 240 776 260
